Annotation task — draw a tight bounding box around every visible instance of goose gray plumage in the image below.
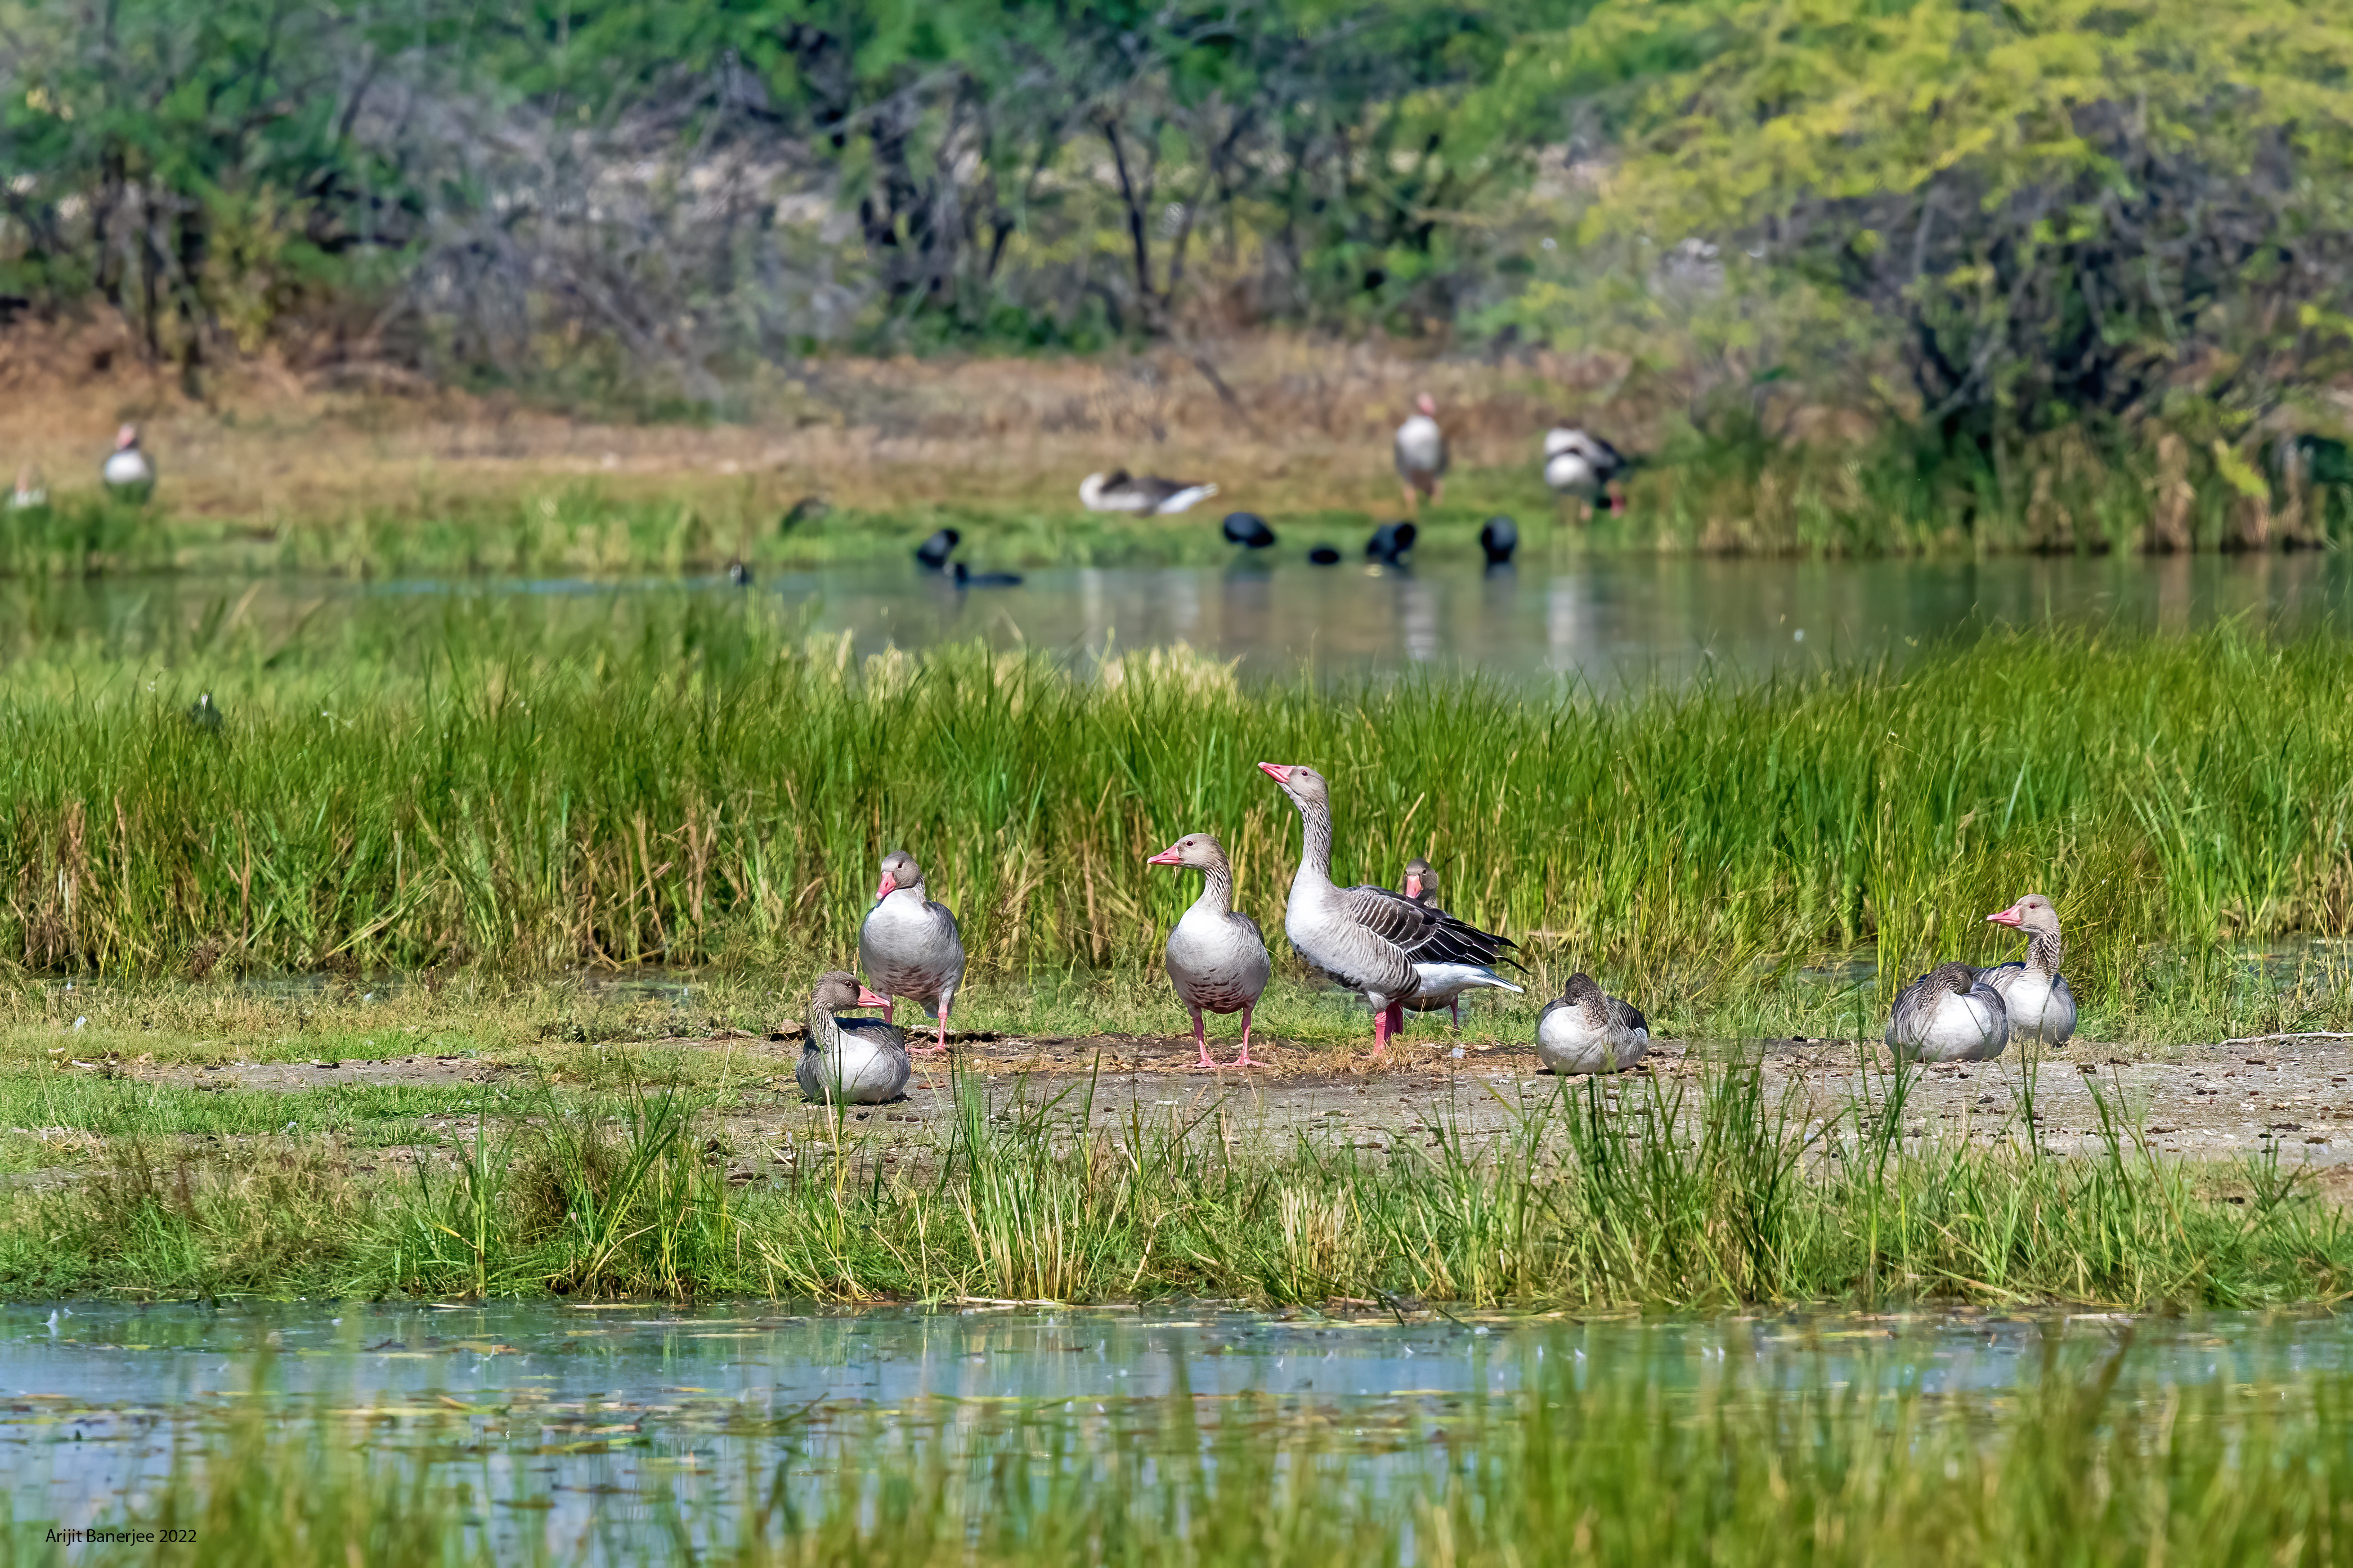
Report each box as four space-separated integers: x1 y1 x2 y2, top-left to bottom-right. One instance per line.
1982 893 2077 1047
102 424 154 502
1543 427 1626 516
797 970 912 1104
1146 833 1272 1068
1079 469 1219 515
1259 762 1518 1056
1885 960 2009 1062
1535 973 1649 1075
1396 859 1523 1028
857 850 967 1055
1393 393 1447 509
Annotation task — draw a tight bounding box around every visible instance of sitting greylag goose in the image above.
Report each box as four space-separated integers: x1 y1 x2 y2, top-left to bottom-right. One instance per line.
1536 973 1650 1075
1260 762 1518 1056
1397 859 1524 1028
857 850 966 1055
1982 894 2077 1047
1393 394 1447 510
8 465 46 511
1885 961 2009 1063
1543 428 1626 516
1079 470 1219 515
103 424 154 502
1147 833 1272 1068
797 971 912 1104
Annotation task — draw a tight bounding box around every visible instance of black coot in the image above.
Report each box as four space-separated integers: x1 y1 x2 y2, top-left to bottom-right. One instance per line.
1307 543 1342 565
1364 520 1417 564
1222 511 1277 549
914 528 962 571
1478 515 1518 565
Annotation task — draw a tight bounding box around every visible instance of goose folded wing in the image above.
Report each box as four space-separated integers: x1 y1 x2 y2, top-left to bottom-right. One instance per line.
1339 884 1515 968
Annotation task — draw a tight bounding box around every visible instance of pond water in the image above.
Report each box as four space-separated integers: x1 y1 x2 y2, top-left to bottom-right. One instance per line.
10 550 2350 683
5 1299 2346 1557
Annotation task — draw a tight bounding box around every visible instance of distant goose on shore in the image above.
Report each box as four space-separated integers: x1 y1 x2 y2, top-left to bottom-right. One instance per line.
1147 833 1271 1068
858 850 966 1055
1080 469 1219 515
1479 515 1518 565
1222 511 1277 549
1260 762 1519 1057
952 561 1023 588
1536 973 1650 1075
103 424 154 502
1544 427 1627 516
797 971 912 1104
1394 393 1447 510
913 528 961 571
1886 961 2009 1063
8 465 46 510
1397 859 1525 1029
1982 894 2077 1047
1365 520 1417 565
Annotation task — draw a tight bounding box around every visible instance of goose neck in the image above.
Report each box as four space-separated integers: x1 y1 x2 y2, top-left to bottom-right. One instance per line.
1190 856 1235 919
1290 797 1336 890
2028 929 2062 976
804 997 840 1052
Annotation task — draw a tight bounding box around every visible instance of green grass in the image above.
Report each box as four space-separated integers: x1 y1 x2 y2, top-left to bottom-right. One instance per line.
1 600 2351 1041
6 1323 2351 1565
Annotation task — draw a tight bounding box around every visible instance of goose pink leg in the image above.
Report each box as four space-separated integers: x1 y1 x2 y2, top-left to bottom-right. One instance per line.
1190 1008 1214 1070
1232 1005 1258 1070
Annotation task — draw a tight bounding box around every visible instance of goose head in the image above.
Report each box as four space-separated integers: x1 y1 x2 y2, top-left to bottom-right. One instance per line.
1925 961 1979 995
114 423 140 451
1257 762 1329 815
876 849 925 901
1146 833 1227 873
1561 972 1609 1025
1403 858 1433 900
1413 393 1437 419
1986 893 2059 939
810 970 890 1013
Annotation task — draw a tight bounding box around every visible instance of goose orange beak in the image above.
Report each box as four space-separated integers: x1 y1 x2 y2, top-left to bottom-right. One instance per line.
1145 843 1185 866
856 985 890 1007
1257 762 1294 785
875 871 897 900
1985 906 2024 927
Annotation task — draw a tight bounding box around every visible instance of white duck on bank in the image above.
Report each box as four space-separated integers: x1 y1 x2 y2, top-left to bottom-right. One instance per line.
857 849 966 1055
1147 833 1272 1068
1393 393 1447 510
1543 427 1626 516
797 971 912 1104
1259 762 1518 1056
102 424 154 502
1885 960 2009 1063
1982 893 2077 1047
1397 858 1524 1028
1079 469 1220 515
1536 972 1650 1075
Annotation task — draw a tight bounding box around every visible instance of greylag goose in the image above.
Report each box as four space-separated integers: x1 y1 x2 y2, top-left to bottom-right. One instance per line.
103 424 154 502
1543 428 1626 516
1536 973 1649 1075
1079 470 1219 516
1397 859 1525 1028
1982 894 2077 1047
1146 833 1272 1068
1222 511 1277 549
1885 961 2009 1063
1364 521 1417 564
914 528 961 571
797 971 912 1104
8 465 46 510
1393 394 1447 509
1260 762 1518 1056
1479 515 1518 565
857 850 966 1055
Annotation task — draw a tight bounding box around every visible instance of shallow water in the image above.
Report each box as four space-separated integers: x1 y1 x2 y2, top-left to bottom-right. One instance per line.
6 1299 2347 1557
12 550 2351 682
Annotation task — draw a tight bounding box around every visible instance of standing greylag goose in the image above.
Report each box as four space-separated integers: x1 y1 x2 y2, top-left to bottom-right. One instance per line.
1982 894 2077 1047
1259 762 1518 1056
1536 973 1650 1075
1079 470 1219 516
1393 394 1447 510
1543 428 1626 518
102 424 154 502
797 971 912 1104
1146 833 1272 1068
857 850 966 1055
1397 858 1524 1028
1885 961 2009 1063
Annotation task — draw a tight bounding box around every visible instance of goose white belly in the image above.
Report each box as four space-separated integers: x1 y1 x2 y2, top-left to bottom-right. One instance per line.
1394 417 1444 475
1545 452 1601 496
1147 484 1217 516
1164 905 1267 1015
797 1024 911 1104
1888 987 2008 1063
103 451 151 488
1404 961 1522 1011
1536 1006 1647 1075
1983 965 2076 1046
859 893 963 1009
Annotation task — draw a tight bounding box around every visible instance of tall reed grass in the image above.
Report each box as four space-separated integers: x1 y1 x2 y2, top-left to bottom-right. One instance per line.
2 601 2349 1024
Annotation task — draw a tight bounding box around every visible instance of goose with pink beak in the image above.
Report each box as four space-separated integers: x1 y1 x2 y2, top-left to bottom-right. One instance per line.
798 970 912 1103
1983 893 2077 1047
1260 762 1517 1057
857 850 966 1054
1146 833 1271 1068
